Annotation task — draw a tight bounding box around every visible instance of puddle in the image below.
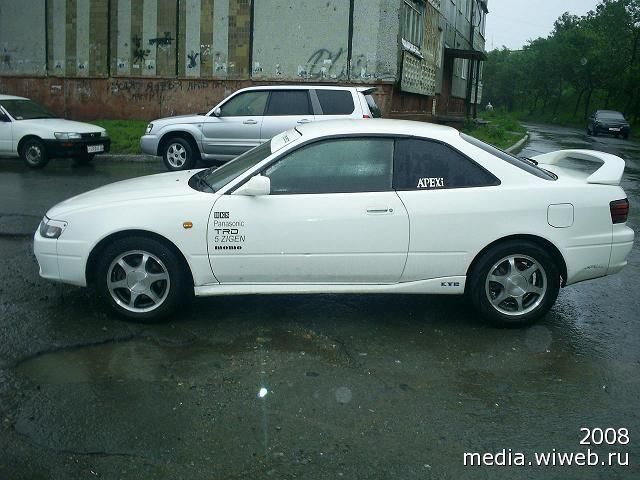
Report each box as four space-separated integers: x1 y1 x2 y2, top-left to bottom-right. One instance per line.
17 330 346 385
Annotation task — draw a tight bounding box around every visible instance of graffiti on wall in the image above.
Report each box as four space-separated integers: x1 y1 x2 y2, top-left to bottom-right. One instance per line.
132 35 151 65
109 78 210 102
149 32 173 48
299 48 347 79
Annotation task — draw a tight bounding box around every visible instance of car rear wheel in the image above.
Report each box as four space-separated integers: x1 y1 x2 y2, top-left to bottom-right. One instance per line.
21 138 49 168
468 241 560 327
162 137 196 171
95 236 191 322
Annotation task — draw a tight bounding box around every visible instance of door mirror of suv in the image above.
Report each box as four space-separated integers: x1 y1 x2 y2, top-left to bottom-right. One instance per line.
233 175 270 196
212 107 221 117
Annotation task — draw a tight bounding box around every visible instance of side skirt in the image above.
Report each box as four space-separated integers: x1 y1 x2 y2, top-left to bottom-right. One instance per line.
194 276 467 296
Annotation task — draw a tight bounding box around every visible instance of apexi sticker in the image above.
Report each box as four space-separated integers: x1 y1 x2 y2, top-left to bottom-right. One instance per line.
214 211 230 219
417 177 445 189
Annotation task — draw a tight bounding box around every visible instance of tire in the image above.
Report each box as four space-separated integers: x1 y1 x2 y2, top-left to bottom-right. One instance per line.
592 128 598 137
94 236 192 322
586 126 591 136
162 137 196 171
73 154 95 166
21 138 49 168
623 133 629 140
468 240 561 327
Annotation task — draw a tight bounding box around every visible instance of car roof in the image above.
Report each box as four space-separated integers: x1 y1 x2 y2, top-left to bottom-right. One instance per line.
295 118 459 140
596 110 623 115
0 94 28 101
238 85 364 92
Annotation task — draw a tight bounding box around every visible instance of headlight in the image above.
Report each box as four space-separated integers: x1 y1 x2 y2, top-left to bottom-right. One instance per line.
54 132 82 140
101 130 109 137
146 123 154 134
38 216 67 239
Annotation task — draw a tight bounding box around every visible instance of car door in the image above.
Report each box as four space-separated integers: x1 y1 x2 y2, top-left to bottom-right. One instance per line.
201 90 268 158
0 106 12 154
259 90 315 142
208 137 409 284
393 138 501 282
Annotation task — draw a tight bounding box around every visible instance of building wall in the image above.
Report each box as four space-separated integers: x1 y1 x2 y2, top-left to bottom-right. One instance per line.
0 0 47 75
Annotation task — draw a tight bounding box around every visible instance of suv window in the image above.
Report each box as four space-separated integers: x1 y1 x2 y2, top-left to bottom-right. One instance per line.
263 138 394 194
394 138 500 190
315 89 355 115
460 133 556 181
219 91 269 117
265 90 312 116
365 94 382 118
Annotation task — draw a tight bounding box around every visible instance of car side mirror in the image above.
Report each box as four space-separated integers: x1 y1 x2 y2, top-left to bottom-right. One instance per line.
212 107 221 117
233 175 270 196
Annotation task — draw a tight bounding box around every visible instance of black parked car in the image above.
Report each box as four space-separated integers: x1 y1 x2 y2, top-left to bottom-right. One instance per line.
587 110 630 139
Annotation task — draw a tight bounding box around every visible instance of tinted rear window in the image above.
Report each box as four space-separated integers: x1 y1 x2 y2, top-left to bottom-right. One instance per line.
315 90 355 115
265 90 312 116
365 94 382 118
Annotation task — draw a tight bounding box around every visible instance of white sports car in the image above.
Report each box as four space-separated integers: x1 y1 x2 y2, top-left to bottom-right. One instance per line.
34 120 634 326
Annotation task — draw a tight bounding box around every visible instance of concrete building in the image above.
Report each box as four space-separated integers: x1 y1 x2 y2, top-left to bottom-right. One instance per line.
0 0 488 122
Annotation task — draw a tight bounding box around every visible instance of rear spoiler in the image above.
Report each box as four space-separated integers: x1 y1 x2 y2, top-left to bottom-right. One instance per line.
356 87 378 95
532 149 626 186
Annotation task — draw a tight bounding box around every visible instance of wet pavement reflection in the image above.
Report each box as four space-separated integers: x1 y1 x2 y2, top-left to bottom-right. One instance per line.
1 128 639 479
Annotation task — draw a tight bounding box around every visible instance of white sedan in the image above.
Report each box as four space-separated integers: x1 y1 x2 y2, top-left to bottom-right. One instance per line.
34 120 634 326
0 94 110 168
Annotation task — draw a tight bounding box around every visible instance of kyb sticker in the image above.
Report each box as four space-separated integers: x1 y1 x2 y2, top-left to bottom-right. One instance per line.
417 177 445 189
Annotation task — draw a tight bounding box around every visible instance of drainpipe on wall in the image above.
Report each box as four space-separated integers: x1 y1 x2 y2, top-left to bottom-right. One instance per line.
465 0 476 118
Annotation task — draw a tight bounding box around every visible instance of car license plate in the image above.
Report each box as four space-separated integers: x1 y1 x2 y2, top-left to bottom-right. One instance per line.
87 144 104 153
609 128 621 132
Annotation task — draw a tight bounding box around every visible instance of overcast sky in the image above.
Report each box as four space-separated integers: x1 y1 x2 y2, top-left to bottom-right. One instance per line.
484 0 600 51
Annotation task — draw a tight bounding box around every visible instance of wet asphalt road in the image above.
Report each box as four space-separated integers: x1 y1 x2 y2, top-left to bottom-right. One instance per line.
0 124 639 479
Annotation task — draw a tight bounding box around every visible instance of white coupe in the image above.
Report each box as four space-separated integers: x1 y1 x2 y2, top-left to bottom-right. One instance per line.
34 120 634 326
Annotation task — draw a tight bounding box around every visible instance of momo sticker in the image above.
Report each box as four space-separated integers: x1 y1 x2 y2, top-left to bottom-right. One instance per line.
417 177 445 189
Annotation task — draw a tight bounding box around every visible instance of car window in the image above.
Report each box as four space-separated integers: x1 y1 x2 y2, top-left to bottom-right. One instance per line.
219 91 269 117
263 138 393 194
394 138 500 190
265 90 312 116
0 99 55 120
365 94 382 118
315 90 355 115
597 111 625 121
460 132 556 181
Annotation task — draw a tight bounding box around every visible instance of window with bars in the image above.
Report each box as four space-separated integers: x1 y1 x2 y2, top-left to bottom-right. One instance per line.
401 0 425 49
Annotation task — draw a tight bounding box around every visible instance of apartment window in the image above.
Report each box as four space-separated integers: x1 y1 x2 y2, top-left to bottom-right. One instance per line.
401 0 425 49
461 59 468 79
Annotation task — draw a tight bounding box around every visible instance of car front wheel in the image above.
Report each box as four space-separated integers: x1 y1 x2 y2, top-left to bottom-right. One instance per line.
162 137 196 171
468 241 560 327
95 236 191 321
21 138 49 168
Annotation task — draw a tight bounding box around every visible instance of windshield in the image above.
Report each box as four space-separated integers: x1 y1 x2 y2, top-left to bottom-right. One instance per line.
460 132 556 181
197 141 273 192
597 111 625 121
0 99 56 120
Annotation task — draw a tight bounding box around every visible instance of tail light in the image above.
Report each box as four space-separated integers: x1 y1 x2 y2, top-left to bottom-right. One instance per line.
363 115 371 119
610 199 629 224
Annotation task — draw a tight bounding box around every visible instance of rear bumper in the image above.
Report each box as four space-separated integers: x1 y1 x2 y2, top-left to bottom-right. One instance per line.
43 138 111 157
608 225 635 275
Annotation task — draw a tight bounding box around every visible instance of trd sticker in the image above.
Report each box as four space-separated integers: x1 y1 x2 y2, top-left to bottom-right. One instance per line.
417 177 445 189
214 211 230 219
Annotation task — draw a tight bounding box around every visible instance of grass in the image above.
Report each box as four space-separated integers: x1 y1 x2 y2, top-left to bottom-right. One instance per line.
461 109 527 150
90 113 529 155
91 120 148 154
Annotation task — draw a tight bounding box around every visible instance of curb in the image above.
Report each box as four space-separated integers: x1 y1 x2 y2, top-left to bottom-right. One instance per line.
99 153 157 163
506 132 529 153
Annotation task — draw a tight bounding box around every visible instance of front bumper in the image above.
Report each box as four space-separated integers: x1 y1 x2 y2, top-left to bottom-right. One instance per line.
33 231 88 287
140 134 160 156
43 138 111 158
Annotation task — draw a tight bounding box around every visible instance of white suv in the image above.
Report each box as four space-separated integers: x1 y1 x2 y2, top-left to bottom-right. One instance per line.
140 85 381 171
0 94 110 168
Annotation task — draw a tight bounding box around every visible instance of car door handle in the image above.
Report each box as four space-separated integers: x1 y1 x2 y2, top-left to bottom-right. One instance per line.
243 119 258 125
297 119 312 124
366 207 393 214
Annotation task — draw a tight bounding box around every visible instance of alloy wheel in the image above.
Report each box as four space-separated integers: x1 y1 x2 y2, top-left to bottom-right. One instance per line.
484 254 547 316
166 142 187 168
